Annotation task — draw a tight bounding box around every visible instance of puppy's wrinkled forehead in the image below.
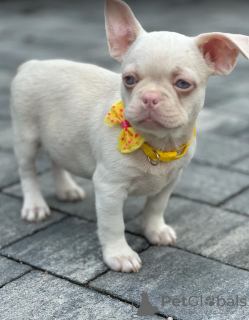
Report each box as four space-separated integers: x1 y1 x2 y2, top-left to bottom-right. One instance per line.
123 31 206 80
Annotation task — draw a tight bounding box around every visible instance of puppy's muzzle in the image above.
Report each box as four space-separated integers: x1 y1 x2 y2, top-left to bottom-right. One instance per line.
142 91 161 110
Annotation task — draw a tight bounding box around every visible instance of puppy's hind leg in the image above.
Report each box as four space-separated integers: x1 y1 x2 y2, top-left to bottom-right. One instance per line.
51 161 85 202
14 139 51 222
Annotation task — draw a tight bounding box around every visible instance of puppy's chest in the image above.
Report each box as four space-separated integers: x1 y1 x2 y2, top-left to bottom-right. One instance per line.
128 162 181 196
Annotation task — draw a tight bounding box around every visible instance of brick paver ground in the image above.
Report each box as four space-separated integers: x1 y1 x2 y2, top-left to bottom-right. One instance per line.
1 1 249 319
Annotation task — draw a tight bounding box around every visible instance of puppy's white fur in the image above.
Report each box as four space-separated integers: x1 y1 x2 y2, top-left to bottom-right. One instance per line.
10 0 249 272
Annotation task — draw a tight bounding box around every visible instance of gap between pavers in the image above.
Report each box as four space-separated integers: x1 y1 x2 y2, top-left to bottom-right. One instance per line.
231 157 249 174
222 188 249 217
197 107 249 138
0 270 164 320
193 131 249 167
90 246 249 320
0 255 31 288
126 197 249 271
0 216 150 285
174 161 249 205
0 193 65 250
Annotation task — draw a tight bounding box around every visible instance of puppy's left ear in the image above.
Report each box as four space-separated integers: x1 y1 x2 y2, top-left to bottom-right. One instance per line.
196 32 249 75
105 0 145 62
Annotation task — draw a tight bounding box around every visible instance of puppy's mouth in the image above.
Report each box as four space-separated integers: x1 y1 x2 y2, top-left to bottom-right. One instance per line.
138 118 165 130
125 103 188 132
135 113 182 131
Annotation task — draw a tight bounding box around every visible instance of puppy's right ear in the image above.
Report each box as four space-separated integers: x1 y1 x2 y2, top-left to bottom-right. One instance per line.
105 0 145 62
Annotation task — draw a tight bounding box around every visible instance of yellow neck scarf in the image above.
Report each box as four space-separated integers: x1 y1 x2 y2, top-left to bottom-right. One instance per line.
104 100 196 165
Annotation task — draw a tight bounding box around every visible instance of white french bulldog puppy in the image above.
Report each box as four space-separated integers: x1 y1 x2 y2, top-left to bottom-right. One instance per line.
10 0 249 272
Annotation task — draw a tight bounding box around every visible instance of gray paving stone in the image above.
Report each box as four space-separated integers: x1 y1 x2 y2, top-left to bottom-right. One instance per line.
0 94 10 119
200 62 249 107
0 51 25 73
204 68 249 106
235 130 249 145
174 162 249 205
0 255 31 287
217 95 249 116
126 197 249 270
90 246 249 320
0 69 13 94
0 119 13 150
231 157 249 174
0 36 110 70
223 74 249 97
0 9 117 71
3 171 146 222
0 271 162 320
194 132 249 166
0 193 65 249
0 149 50 188
197 107 249 138
1 217 149 284
204 76 234 108
222 188 249 216
203 67 249 108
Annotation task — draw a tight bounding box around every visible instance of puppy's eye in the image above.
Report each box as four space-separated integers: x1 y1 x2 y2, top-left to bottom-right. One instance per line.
124 76 137 87
175 80 191 89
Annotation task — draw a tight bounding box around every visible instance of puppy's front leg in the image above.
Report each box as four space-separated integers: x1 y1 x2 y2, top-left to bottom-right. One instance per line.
142 173 181 246
93 169 142 273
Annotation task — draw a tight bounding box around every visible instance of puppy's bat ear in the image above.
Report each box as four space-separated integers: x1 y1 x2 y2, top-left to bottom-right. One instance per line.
196 32 249 75
105 0 145 62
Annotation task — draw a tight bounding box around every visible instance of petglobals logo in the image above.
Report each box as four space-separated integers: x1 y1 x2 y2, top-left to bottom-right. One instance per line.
130 292 158 318
103 292 247 319
162 295 247 308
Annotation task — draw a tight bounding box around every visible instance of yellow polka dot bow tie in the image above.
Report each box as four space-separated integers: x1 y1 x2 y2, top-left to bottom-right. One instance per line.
104 100 196 165
103 100 145 153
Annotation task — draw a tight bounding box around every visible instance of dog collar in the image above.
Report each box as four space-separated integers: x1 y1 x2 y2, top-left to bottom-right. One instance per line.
103 100 196 166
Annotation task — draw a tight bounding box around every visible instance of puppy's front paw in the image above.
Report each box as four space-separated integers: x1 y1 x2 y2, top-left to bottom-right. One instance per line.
21 197 51 222
56 186 85 202
103 246 142 273
144 224 177 246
